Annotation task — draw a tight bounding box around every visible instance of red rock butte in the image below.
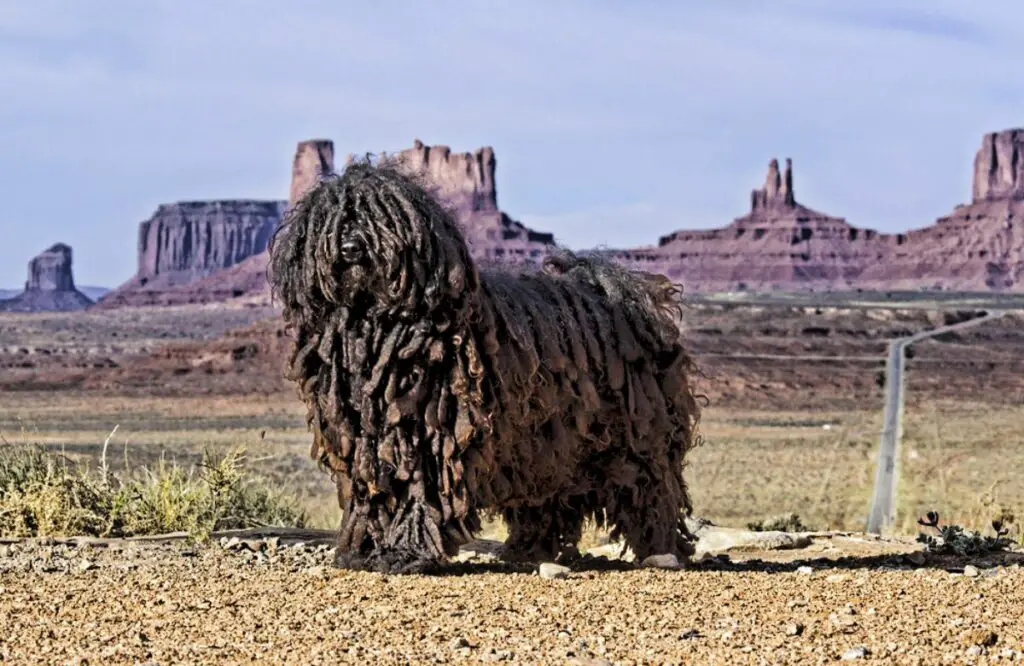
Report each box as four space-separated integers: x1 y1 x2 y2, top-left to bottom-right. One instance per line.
611 128 1024 292
0 243 93 312
92 126 1024 308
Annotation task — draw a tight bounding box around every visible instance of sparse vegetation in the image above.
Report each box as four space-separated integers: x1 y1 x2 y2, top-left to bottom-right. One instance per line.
915 510 1015 556
0 443 307 540
746 512 812 533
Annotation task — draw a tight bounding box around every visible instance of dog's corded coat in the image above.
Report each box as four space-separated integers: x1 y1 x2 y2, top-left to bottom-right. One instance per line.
269 162 701 572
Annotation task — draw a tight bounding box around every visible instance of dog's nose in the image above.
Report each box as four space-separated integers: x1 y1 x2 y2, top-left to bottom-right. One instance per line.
340 241 363 263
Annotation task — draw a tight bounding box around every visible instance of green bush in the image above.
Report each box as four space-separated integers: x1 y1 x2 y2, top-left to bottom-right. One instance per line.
0 444 307 540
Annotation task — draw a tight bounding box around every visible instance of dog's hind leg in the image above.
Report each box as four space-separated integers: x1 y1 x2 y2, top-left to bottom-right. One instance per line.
608 455 695 564
501 496 586 563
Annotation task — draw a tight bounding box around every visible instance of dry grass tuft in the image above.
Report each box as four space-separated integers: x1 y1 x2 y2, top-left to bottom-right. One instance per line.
0 443 307 540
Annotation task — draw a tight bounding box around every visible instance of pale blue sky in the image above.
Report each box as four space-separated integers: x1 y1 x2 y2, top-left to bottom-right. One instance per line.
2 1 1022 288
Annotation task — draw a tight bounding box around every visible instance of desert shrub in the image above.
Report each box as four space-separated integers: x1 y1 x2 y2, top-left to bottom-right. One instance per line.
916 510 1015 556
746 512 811 533
0 444 307 540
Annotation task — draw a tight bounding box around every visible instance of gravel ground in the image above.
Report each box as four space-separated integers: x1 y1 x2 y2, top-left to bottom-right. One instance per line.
1 536 1023 665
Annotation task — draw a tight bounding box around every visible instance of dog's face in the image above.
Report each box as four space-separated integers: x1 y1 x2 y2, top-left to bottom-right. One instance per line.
271 163 478 319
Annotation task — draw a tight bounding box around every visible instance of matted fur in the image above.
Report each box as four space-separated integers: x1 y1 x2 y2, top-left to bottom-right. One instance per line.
269 162 702 573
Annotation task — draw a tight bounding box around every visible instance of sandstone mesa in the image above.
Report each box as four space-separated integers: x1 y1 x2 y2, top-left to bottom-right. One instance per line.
78 126 1024 309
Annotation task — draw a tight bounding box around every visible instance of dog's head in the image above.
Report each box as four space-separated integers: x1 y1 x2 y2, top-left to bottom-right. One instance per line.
269 161 479 321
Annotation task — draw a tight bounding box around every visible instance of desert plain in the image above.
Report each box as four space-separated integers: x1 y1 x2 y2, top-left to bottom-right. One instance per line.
2 293 1023 664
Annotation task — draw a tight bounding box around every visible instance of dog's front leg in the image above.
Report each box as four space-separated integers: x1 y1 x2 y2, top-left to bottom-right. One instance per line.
333 464 451 574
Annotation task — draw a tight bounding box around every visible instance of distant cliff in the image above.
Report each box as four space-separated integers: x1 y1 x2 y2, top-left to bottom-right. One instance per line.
94 126 1024 308
98 138 558 307
375 139 556 263
610 128 1024 292
96 199 285 308
0 243 94 312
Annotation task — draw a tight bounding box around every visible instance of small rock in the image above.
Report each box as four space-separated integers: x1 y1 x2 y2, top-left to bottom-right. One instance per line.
905 551 926 566
961 629 998 648
641 553 681 570
240 539 265 552
680 629 700 639
786 623 804 637
480 648 514 662
77 559 97 572
841 646 869 660
966 645 984 657
222 537 242 551
539 563 570 580
796 566 813 575
694 525 811 555
0 545 11 558
585 542 635 562
964 565 980 578
449 637 470 650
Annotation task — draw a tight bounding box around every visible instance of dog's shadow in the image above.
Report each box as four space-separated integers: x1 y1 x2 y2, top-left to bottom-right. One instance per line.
408 550 1024 578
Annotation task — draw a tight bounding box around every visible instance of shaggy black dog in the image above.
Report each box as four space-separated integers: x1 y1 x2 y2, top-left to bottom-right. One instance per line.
269 161 701 573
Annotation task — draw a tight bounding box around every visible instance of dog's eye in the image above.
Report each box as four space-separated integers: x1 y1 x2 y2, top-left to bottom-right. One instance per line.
339 240 363 263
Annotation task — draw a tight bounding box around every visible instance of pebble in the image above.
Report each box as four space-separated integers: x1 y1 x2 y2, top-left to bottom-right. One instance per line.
961 629 998 647
539 563 570 580
796 566 814 575
786 623 804 637
905 551 926 566
481 648 514 662
966 645 984 657
641 554 681 570
841 646 869 660
964 565 980 578
77 559 97 572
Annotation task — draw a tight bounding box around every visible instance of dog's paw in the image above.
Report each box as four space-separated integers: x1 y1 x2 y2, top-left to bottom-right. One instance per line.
334 548 444 575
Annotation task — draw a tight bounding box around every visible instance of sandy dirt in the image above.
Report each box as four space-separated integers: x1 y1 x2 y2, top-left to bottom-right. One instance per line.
2 534 1022 665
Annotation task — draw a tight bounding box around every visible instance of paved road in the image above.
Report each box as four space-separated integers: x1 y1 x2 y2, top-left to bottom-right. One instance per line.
865 311 1004 533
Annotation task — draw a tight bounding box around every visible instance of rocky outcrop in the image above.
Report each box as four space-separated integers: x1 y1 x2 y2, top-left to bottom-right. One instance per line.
973 129 1024 202
611 128 1024 292
290 140 334 206
96 200 286 308
379 139 555 263
98 140 336 308
136 200 285 281
0 243 94 312
95 126 1024 308
608 159 890 291
383 140 498 213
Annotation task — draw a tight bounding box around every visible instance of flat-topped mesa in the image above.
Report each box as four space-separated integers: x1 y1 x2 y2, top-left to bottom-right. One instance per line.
377 139 499 213
290 139 335 207
972 129 1024 202
750 158 796 211
136 200 285 281
27 243 76 292
0 243 93 312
